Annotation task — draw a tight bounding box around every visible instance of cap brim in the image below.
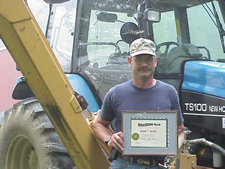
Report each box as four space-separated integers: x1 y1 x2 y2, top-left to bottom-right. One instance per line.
131 50 156 57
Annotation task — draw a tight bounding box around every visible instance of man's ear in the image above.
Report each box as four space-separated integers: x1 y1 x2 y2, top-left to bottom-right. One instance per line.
127 56 132 67
154 57 158 67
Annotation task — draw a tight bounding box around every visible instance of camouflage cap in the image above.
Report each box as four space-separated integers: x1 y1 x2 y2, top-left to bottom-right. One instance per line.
130 38 156 57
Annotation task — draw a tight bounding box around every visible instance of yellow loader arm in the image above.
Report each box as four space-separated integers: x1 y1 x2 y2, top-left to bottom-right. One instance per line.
0 0 110 168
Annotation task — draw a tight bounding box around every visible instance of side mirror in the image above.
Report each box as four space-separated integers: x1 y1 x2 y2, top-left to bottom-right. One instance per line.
120 22 139 44
144 9 161 23
97 12 118 23
43 0 70 4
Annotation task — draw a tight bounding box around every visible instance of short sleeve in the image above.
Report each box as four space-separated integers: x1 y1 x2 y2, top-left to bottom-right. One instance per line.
99 87 116 122
171 88 184 125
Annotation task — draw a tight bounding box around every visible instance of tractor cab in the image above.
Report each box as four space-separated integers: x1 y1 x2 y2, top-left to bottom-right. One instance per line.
46 0 225 96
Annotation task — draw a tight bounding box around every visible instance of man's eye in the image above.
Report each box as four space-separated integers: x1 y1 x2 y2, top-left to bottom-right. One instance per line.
136 58 142 61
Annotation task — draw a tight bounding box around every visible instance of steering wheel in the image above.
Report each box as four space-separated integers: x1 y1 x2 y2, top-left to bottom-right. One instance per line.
156 41 180 57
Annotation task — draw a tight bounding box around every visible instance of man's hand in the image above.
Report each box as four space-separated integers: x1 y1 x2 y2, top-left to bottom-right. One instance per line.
92 115 125 152
178 123 185 134
108 131 124 152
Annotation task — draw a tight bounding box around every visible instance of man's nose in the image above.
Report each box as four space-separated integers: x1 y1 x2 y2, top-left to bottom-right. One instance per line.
141 59 150 65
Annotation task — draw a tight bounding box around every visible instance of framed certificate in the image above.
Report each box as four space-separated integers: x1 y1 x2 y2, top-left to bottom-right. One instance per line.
122 110 177 155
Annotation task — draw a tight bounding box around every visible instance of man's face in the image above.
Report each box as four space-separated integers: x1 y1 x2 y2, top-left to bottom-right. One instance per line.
128 54 157 81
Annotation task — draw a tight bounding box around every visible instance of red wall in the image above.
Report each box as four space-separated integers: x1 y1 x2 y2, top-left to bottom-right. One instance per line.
0 49 22 112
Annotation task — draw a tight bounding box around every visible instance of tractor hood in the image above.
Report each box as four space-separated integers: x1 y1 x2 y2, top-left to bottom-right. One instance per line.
182 60 225 98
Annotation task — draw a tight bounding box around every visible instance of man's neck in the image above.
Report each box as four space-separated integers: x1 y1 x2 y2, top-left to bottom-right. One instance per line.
133 78 156 89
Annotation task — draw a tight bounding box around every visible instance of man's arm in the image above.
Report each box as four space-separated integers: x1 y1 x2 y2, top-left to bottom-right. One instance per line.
92 114 124 151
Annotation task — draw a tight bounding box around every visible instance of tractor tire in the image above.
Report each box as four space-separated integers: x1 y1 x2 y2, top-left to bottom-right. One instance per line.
0 97 76 169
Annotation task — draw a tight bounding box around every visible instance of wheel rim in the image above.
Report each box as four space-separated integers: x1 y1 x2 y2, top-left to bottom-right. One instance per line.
6 135 39 169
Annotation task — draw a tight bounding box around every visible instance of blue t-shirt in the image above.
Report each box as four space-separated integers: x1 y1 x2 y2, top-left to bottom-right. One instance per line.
100 80 184 132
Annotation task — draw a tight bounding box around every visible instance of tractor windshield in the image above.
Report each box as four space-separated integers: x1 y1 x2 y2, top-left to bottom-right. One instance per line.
47 0 225 98
77 3 137 98
46 0 77 72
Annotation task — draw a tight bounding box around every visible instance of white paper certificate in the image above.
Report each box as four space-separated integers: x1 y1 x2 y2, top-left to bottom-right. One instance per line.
131 118 168 148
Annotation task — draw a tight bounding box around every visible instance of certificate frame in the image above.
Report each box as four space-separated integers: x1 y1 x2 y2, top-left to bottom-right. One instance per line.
122 110 177 155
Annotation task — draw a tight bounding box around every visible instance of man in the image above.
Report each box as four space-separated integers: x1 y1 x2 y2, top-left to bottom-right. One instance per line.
92 38 185 169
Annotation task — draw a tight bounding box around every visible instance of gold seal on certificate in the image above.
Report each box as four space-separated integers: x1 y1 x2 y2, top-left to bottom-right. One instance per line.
131 118 168 148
